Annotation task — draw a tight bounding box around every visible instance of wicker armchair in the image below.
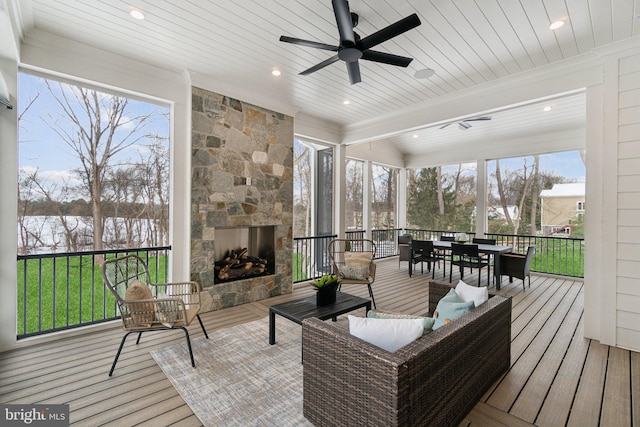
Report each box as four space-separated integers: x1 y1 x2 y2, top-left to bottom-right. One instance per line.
101 255 209 376
499 246 536 289
327 238 377 308
398 234 412 268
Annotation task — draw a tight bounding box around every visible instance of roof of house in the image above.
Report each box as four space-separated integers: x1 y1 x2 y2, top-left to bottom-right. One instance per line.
540 183 585 198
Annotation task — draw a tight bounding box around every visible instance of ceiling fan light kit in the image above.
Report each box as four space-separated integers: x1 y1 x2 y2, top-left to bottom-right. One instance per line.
414 68 435 79
280 0 421 84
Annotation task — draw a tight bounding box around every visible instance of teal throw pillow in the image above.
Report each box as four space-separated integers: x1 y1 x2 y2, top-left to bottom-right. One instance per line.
433 293 474 329
367 310 435 335
439 287 464 303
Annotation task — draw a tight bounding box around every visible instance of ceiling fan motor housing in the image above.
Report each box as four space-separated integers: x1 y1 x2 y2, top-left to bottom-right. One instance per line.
339 47 363 62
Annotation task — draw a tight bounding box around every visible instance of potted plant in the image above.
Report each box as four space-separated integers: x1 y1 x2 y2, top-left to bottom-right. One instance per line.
312 274 341 306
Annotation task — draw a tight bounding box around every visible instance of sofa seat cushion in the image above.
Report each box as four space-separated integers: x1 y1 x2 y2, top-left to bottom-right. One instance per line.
348 315 424 352
367 310 435 335
433 288 474 329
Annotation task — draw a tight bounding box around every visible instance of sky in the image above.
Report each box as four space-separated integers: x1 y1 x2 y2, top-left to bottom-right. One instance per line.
18 72 170 185
486 150 586 182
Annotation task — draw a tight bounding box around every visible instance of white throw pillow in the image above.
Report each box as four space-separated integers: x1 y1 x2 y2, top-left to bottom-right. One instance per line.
455 280 489 307
348 315 424 352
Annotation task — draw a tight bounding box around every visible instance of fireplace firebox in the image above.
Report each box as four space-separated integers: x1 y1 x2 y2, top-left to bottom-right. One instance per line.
214 226 276 284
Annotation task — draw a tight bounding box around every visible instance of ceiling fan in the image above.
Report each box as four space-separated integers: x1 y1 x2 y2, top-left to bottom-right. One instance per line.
439 116 492 130
279 0 421 84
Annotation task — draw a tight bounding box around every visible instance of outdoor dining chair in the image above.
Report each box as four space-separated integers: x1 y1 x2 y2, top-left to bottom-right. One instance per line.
101 255 209 376
449 243 491 286
499 246 536 290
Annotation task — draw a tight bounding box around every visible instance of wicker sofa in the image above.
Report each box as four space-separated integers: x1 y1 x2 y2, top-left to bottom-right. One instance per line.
302 280 512 427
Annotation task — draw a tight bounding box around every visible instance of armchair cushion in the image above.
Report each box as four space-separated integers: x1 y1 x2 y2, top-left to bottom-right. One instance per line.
455 280 489 307
344 252 372 266
124 280 154 326
339 252 372 280
348 315 424 352
339 265 370 280
367 310 435 335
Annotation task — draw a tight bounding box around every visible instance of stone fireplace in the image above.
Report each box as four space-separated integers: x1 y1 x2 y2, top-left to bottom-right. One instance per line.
190 87 293 312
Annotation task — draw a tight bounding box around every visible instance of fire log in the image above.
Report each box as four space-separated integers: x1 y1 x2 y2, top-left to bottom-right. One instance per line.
216 248 268 281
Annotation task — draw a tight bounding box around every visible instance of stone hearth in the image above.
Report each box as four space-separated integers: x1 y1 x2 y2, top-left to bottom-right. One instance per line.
190 87 293 312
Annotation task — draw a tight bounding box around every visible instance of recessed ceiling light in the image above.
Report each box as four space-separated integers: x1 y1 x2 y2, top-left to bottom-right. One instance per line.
343 100 350 105
414 68 435 79
412 134 418 139
543 105 552 112
271 69 281 76
549 20 565 30
130 9 145 20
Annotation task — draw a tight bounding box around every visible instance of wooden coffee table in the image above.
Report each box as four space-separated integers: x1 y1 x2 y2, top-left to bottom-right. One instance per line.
269 291 371 345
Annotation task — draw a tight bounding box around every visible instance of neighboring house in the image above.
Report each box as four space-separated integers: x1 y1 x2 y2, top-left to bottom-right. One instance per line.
540 183 585 237
487 205 519 222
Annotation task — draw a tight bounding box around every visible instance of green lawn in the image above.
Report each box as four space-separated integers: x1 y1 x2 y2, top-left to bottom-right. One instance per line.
17 254 167 337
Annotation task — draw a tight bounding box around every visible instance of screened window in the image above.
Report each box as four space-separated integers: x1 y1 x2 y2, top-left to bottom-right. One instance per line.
406 163 477 232
17 72 171 254
345 158 364 231
487 150 585 236
371 164 398 230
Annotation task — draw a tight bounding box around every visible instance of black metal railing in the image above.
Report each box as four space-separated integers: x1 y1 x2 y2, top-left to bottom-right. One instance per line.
345 230 366 240
292 235 337 283
403 228 477 242
485 233 584 277
17 246 171 339
364 229 584 278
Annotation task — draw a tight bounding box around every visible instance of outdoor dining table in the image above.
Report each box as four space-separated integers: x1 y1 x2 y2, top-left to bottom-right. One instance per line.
431 241 514 290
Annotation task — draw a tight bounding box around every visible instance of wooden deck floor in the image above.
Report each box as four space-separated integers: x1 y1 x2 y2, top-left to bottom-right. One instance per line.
1 258 637 426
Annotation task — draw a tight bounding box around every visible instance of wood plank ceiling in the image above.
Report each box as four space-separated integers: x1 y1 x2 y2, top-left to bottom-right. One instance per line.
18 0 640 153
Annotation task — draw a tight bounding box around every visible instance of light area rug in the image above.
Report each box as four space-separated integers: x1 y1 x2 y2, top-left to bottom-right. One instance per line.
151 316 314 427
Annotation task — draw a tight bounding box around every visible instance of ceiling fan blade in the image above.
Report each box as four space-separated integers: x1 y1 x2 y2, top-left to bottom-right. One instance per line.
466 116 492 121
299 55 340 76
332 0 356 45
359 13 421 50
279 36 339 52
361 50 413 67
346 60 361 84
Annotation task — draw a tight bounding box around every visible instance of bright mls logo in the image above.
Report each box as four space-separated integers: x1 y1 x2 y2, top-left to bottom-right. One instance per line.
1 404 69 426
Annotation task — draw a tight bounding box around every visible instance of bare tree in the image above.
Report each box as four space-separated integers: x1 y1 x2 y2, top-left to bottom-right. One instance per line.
17 94 41 254
43 81 155 251
530 155 540 235
345 159 364 230
495 157 537 235
138 134 170 246
437 166 445 216
293 142 311 237
20 168 83 252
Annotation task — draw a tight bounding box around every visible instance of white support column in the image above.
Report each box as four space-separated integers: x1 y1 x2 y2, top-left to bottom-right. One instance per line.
398 168 407 231
0 57 18 352
363 160 372 237
475 158 487 236
334 144 347 238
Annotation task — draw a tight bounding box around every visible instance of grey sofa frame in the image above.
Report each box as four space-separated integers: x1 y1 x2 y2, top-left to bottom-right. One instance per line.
302 280 512 426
